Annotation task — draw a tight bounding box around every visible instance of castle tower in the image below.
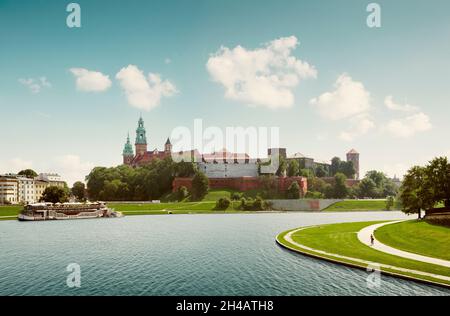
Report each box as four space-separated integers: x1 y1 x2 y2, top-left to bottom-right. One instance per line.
346 149 360 179
164 137 172 154
135 115 147 156
122 133 134 165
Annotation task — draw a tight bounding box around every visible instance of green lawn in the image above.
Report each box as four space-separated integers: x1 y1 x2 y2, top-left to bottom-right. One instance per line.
277 221 450 286
0 206 22 217
324 200 396 212
375 220 450 261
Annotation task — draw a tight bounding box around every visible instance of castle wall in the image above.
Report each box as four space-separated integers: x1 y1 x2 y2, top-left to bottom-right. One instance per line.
172 176 307 196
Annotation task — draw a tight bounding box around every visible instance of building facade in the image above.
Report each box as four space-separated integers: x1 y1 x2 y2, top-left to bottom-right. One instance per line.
0 173 66 205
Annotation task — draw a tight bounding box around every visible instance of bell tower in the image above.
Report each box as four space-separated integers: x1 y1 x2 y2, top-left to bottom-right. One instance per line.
135 115 147 156
122 133 134 165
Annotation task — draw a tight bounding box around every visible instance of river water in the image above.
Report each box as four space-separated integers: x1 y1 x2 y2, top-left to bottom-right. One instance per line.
0 211 448 296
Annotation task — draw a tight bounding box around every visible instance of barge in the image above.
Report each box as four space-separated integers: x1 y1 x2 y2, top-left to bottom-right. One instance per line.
18 202 123 221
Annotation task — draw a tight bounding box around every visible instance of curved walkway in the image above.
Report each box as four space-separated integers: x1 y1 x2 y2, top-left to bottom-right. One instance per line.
357 221 450 268
279 227 450 283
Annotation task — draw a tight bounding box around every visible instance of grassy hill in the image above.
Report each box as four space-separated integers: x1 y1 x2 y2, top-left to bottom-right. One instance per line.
323 199 397 212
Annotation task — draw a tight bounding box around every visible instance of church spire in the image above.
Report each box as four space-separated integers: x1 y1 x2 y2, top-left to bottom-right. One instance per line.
135 116 148 155
122 133 134 165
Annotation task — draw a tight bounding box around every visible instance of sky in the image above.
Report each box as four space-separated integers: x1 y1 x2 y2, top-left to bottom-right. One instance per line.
0 0 449 186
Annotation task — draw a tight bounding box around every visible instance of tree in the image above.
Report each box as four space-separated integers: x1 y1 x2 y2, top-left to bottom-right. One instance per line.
340 161 356 179
425 157 450 208
399 166 434 219
330 157 341 176
287 160 299 177
175 161 196 177
299 168 314 178
40 186 69 203
286 181 300 199
315 165 327 178
385 196 395 211
18 169 38 178
332 173 349 198
357 178 377 198
216 197 231 210
276 157 287 176
191 171 209 201
71 181 86 201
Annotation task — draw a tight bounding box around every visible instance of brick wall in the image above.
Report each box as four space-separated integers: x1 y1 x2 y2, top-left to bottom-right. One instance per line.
172 176 307 196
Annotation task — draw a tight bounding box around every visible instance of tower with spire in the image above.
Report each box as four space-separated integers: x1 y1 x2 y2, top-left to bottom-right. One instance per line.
135 115 148 156
164 137 172 154
122 133 134 165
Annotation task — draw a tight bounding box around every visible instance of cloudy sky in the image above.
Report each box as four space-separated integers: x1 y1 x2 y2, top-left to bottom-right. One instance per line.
0 0 449 186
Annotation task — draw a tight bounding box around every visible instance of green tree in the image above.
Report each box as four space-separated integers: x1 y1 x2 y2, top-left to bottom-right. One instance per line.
215 197 231 210
340 161 356 179
18 169 38 178
330 157 341 176
399 166 435 219
287 160 299 177
425 157 450 208
177 186 189 202
385 196 395 211
40 186 69 203
276 157 287 176
71 181 86 201
332 173 349 198
315 165 327 178
191 171 209 201
357 178 377 198
286 181 300 199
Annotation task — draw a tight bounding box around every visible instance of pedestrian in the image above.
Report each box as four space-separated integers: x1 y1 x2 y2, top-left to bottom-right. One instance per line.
370 234 374 246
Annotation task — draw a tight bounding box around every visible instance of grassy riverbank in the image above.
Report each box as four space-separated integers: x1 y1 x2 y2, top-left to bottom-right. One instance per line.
276 221 450 287
323 200 397 212
375 220 450 261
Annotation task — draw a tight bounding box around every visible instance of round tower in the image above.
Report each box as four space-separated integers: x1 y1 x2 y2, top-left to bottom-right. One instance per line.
135 115 147 156
122 133 134 165
346 149 360 180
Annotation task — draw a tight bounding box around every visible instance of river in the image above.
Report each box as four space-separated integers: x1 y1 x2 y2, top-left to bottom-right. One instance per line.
0 211 448 295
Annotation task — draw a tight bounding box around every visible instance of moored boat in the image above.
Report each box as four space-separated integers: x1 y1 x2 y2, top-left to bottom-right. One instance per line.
18 202 123 221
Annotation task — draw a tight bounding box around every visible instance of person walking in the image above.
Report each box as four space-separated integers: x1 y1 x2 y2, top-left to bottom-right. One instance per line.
370 234 375 246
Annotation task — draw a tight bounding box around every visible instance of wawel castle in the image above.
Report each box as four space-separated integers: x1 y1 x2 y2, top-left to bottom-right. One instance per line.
0 173 66 205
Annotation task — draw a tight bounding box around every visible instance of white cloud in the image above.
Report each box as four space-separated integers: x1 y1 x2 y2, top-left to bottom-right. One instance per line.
339 115 375 141
69 68 112 92
310 73 371 121
116 65 177 111
18 77 52 93
384 112 432 138
206 36 317 109
0 158 33 174
384 96 419 112
53 155 94 187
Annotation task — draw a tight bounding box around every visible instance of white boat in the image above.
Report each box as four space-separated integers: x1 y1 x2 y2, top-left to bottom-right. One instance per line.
18 202 123 221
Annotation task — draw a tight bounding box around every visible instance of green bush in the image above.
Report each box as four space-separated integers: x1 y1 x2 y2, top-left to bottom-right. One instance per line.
286 181 300 199
216 197 231 210
230 192 242 201
305 191 324 199
240 197 267 211
177 186 189 202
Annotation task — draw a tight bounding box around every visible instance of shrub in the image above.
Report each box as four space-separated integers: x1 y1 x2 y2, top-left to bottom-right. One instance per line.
216 197 231 210
177 186 189 202
230 192 242 201
240 197 267 211
286 181 300 199
305 191 324 199
385 196 395 211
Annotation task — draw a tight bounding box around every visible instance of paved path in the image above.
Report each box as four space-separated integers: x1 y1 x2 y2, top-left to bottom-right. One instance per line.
357 221 450 268
279 227 450 283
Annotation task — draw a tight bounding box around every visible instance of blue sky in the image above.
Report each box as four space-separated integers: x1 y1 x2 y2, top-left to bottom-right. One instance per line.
1 0 449 185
